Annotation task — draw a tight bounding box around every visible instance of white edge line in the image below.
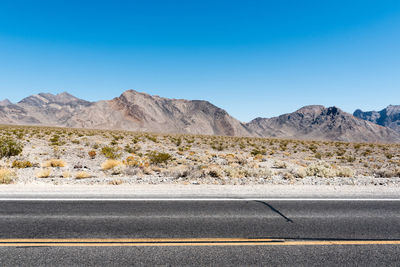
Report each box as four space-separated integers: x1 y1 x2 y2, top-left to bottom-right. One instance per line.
0 198 400 201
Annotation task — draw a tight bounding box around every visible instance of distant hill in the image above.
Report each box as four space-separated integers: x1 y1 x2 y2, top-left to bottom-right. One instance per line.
246 105 400 143
354 105 400 133
1 90 400 143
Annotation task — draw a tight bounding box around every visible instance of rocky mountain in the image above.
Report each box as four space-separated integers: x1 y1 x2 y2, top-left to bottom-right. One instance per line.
1 90 399 142
0 90 252 137
0 99 12 106
0 92 92 126
354 105 400 133
66 90 253 136
246 105 400 143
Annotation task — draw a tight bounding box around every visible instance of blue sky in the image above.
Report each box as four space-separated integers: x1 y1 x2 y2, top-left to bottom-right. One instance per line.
0 0 399 122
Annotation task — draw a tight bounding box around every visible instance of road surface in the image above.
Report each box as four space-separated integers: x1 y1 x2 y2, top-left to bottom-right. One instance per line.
0 198 399 266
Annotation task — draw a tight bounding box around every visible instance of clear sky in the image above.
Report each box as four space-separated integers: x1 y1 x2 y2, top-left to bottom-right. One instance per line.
0 0 399 122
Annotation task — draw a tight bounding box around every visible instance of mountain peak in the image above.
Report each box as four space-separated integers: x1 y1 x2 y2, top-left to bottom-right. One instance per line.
295 105 325 114
19 91 89 106
0 99 12 106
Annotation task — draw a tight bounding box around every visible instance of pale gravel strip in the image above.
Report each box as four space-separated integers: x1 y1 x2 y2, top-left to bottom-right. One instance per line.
0 183 400 199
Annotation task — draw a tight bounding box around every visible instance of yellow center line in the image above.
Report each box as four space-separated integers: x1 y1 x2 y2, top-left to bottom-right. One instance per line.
0 239 399 247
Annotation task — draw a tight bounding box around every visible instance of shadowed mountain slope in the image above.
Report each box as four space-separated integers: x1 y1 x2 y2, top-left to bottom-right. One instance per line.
354 105 400 133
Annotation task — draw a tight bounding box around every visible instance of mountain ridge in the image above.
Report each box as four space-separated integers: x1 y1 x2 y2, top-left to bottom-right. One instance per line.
1 90 399 143
247 105 400 143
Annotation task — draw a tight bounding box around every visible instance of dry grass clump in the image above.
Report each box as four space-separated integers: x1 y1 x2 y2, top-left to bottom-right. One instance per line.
42 159 66 168
12 160 33 168
123 156 150 168
101 159 122 170
36 168 52 178
108 179 123 185
0 168 15 184
88 150 96 159
62 171 71 178
75 171 91 179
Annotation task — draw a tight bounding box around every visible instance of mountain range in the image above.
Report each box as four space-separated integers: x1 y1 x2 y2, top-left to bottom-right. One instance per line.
1 90 399 143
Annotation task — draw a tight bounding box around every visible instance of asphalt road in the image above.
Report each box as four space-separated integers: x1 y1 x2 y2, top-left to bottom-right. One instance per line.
0 199 400 266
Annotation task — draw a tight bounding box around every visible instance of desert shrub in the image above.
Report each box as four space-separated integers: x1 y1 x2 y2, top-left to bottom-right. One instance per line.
173 137 182 146
250 148 266 156
224 166 245 178
273 160 287 169
75 171 91 179
346 156 356 163
354 144 362 150
362 149 372 157
293 167 307 178
385 153 393 160
49 135 59 142
42 159 66 168
336 148 346 156
246 167 273 178
36 168 52 178
308 145 318 153
162 165 191 178
12 160 33 168
111 165 125 175
375 168 400 178
336 167 354 177
101 159 122 170
147 151 172 165
211 143 224 151
305 163 335 178
0 169 15 184
0 137 23 158
145 135 158 142
206 167 223 178
88 151 97 159
101 146 121 159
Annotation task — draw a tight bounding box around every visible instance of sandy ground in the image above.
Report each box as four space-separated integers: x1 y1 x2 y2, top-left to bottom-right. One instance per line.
1 125 400 186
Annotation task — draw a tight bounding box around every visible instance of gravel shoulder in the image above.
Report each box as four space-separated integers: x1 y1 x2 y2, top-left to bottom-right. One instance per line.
1 183 400 199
